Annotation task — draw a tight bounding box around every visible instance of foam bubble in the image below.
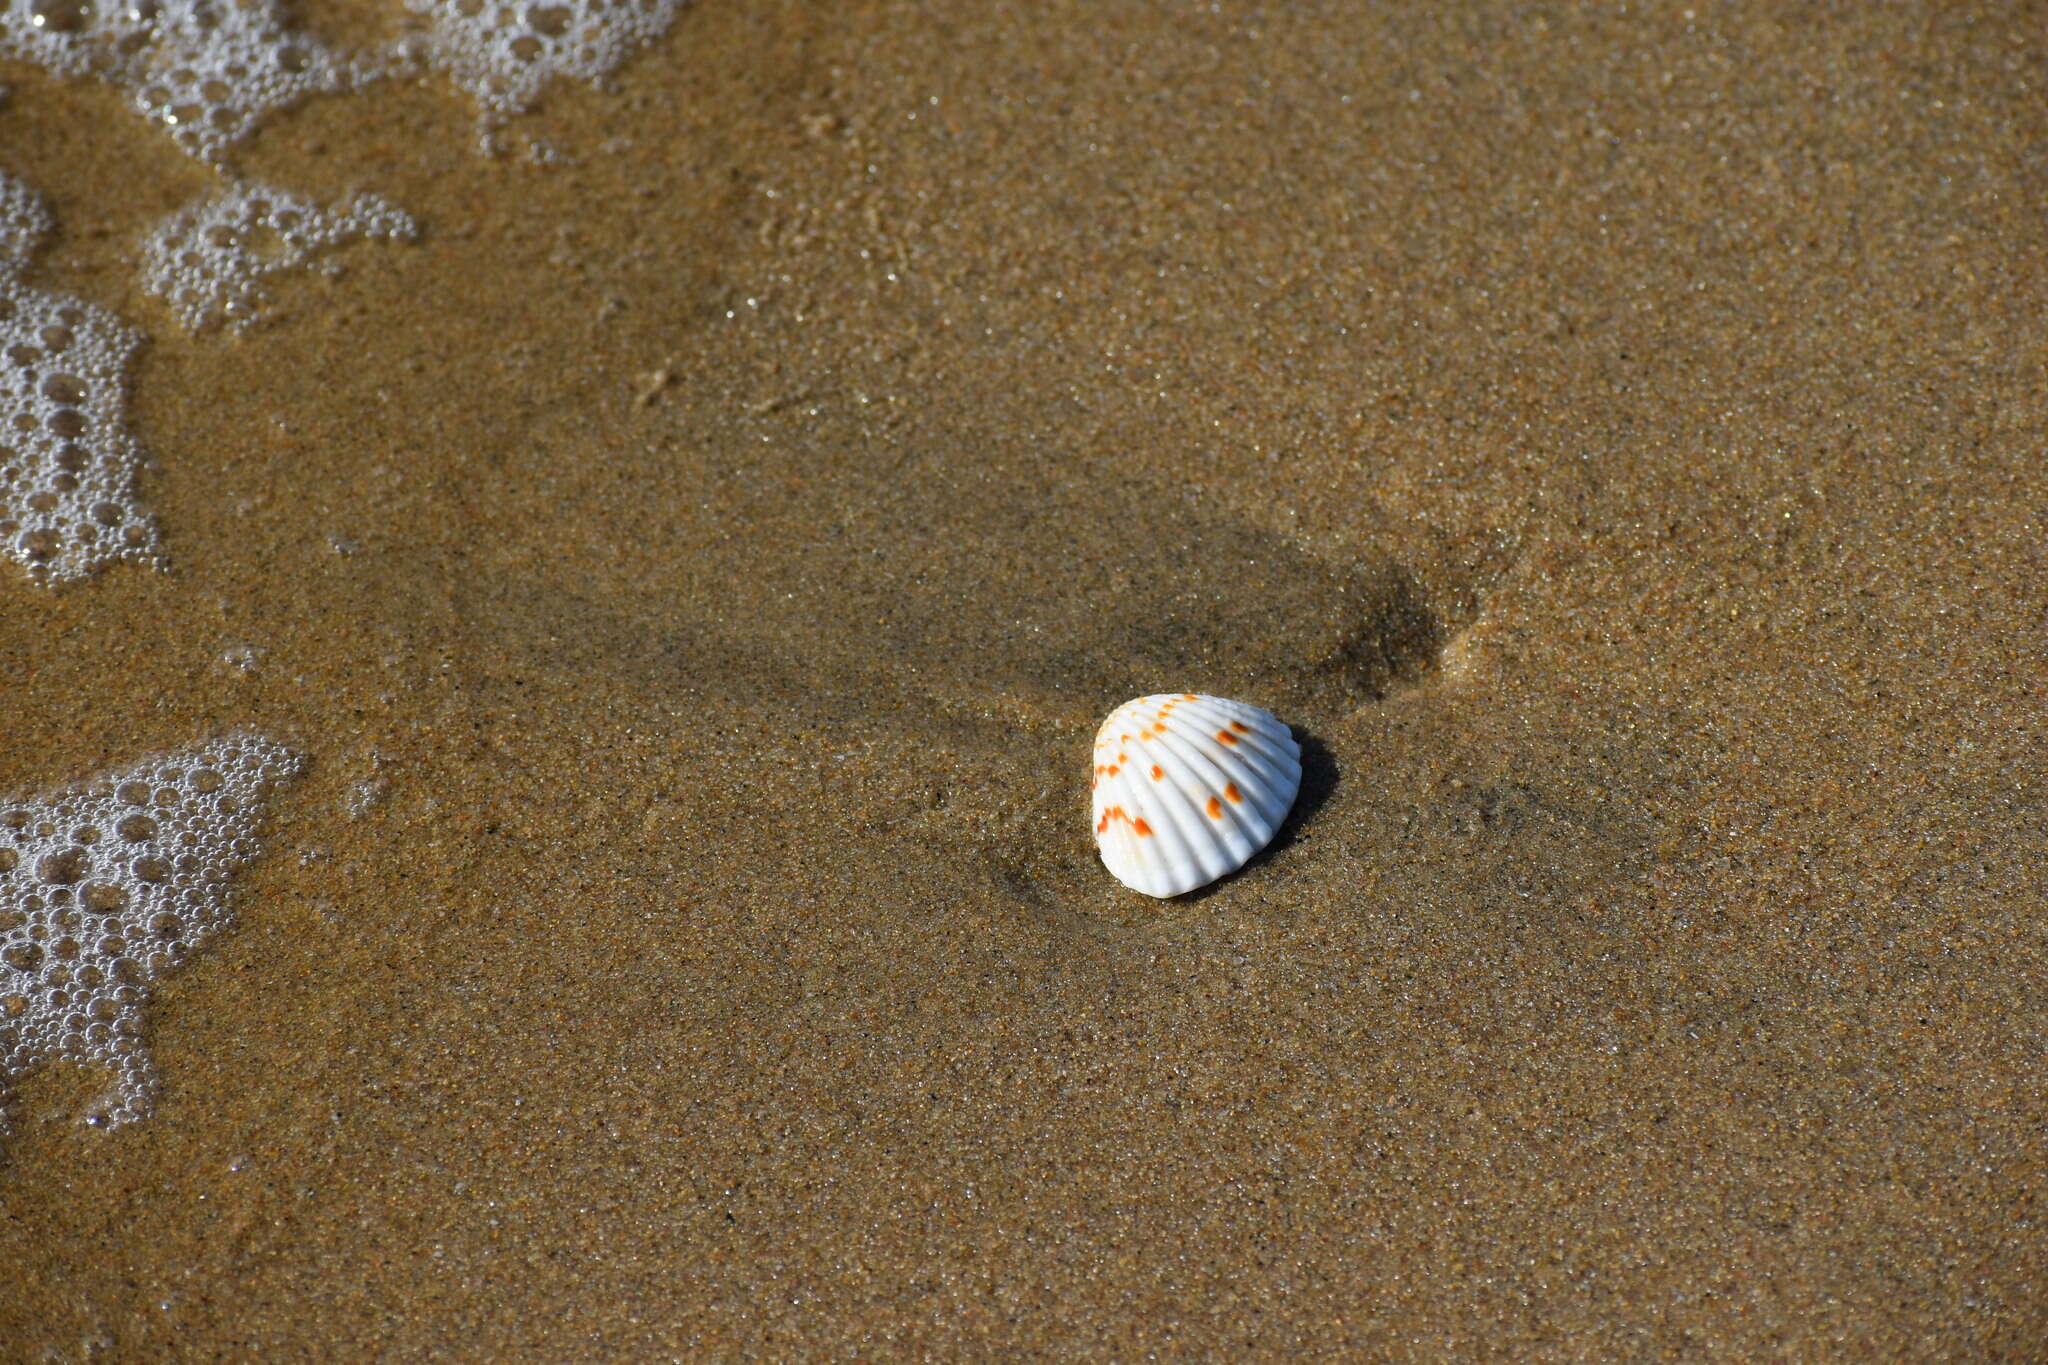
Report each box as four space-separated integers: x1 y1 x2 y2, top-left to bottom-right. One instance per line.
0 172 160 586
0 171 51 262
0 732 301 1131
2 0 683 165
142 182 417 332
0 0 355 164
406 0 684 119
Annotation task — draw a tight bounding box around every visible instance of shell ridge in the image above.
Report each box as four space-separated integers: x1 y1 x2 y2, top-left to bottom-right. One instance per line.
1163 713 1291 828
1152 703 1266 790
1221 720 1302 816
1182 695 1290 775
1098 809 1146 889
1152 696 1294 830
1144 741 1245 882
1196 698 1300 828
1112 757 1201 891
1231 743 1300 830
1145 725 1269 859
1134 765 1221 890
1228 721 1302 779
1134 732 1237 885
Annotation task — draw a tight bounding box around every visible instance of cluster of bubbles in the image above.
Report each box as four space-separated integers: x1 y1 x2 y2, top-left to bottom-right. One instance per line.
0 733 301 1129
0 0 688 166
143 183 417 331
405 0 685 117
0 173 158 586
0 0 351 164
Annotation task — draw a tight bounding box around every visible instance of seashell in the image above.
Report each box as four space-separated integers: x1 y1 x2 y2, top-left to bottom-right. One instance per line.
1090 693 1303 898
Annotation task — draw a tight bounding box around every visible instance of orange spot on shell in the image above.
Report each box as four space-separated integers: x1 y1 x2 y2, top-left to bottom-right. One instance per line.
1230 720 1250 733
1206 796 1223 818
1098 805 1157 837
1225 782 1243 803
1150 765 1164 780
1216 729 1239 745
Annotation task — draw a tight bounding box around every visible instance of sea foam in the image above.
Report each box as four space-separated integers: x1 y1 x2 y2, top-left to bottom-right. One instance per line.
0 733 301 1131
142 182 418 332
0 173 159 586
0 0 350 164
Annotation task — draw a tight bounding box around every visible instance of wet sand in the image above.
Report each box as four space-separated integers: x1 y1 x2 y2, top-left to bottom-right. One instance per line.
2 1 2043 1358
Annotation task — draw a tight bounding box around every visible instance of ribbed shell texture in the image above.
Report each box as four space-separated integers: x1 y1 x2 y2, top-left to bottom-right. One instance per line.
1090 693 1302 897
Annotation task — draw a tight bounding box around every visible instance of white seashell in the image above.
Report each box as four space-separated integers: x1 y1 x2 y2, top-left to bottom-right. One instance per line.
1090 693 1303 898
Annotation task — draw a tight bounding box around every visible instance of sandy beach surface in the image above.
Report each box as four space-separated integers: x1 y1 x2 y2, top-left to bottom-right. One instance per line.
2 1 2042 1358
